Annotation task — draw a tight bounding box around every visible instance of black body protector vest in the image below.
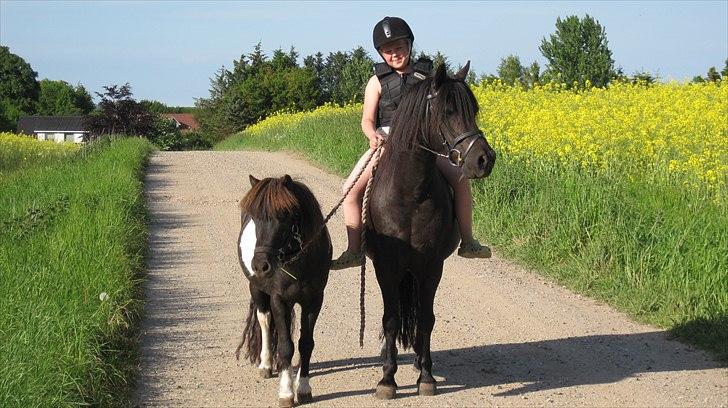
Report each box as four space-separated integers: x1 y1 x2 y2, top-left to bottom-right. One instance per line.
375 57 433 128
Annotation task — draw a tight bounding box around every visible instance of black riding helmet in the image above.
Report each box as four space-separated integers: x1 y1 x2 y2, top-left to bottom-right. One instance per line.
372 16 414 51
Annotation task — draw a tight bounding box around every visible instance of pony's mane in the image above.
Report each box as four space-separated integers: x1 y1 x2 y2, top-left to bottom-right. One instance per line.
239 177 323 237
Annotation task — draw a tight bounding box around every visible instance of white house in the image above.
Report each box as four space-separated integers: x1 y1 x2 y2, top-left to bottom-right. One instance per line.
17 116 89 143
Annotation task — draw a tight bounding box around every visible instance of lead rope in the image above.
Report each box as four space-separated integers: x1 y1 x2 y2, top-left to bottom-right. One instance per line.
281 141 383 269
358 138 384 347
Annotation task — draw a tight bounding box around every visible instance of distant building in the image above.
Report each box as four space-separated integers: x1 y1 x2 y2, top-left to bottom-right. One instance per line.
17 116 89 143
161 113 200 132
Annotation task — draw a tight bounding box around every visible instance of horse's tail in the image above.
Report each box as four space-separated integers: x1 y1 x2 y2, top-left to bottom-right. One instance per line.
397 270 419 350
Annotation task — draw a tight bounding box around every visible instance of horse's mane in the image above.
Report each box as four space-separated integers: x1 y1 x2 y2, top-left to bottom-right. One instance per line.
378 74 480 183
239 177 324 238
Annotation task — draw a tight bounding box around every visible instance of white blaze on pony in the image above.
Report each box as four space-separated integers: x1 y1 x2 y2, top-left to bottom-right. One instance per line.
239 219 257 276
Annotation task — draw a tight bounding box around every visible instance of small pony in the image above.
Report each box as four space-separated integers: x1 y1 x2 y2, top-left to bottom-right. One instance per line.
236 174 332 408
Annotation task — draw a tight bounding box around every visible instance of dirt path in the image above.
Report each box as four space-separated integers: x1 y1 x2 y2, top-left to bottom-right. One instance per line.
134 151 726 407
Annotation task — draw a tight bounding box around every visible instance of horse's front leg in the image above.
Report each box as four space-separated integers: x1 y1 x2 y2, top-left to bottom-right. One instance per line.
414 262 443 396
375 275 400 399
295 295 323 404
271 296 295 408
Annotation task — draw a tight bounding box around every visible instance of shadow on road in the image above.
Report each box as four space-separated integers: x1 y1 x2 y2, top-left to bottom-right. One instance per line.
311 331 723 400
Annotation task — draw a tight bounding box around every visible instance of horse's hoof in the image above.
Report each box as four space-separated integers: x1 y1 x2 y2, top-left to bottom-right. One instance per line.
418 382 437 396
259 368 273 379
278 396 295 408
375 384 396 400
296 392 313 404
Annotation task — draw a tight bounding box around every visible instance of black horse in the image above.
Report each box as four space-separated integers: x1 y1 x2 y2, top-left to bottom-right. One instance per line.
236 174 332 408
366 62 496 399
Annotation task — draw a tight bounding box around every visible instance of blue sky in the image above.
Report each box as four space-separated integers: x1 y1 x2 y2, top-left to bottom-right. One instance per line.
1 1 726 106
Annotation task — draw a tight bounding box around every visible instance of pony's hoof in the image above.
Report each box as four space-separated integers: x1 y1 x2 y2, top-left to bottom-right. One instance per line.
375 384 396 400
418 382 437 396
296 392 313 404
259 368 273 379
278 396 295 408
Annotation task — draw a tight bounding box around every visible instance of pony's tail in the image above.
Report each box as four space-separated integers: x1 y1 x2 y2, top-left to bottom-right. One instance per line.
397 270 419 350
236 298 296 369
237 299 261 364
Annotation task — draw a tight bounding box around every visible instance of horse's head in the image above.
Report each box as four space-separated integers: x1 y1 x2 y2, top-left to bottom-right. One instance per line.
425 62 496 179
240 174 304 278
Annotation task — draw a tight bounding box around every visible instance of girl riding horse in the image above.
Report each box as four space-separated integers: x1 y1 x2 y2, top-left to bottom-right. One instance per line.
331 16 492 270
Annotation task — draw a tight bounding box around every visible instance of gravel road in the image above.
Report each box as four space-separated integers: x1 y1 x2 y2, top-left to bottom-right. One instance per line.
133 151 726 407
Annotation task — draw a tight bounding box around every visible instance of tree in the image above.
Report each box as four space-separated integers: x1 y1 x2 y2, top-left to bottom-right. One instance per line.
497 55 525 86
522 61 541 88
706 66 721 82
0 46 39 131
85 83 156 137
37 79 94 115
338 47 374 103
722 59 728 79
540 14 615 88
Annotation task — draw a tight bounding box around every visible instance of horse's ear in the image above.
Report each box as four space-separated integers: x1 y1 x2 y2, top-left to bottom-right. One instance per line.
249 175 260 187
432 63 447 91
282 174 293 186
454 61 470 81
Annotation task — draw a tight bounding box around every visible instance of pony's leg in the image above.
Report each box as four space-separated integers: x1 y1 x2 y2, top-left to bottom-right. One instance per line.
295 296 323 404
271 297 295 408
415 263 443 396
251 287 274 379
375 279 400 400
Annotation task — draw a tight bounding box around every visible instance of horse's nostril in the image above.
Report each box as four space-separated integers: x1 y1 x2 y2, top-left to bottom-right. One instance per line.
261 262 271 273
478 155 486 170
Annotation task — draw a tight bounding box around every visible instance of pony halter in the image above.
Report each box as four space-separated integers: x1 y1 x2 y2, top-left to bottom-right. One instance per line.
419 91 484 167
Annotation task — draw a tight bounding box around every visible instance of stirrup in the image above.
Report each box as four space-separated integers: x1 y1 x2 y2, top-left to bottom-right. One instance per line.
330 250 363 270
458 240 492 259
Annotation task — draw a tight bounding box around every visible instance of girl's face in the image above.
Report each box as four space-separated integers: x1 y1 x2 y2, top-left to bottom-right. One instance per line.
380 39 410 70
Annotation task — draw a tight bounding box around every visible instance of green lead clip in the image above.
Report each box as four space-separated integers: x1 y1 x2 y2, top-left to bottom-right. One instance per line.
280 266 298 280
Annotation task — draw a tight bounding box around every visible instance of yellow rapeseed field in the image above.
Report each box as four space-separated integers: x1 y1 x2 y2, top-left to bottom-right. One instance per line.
244 81 727 195
0 132 80 173
246 102 363 137
473 80 728 193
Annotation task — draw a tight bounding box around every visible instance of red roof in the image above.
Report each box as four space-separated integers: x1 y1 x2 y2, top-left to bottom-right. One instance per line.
161 113 200 130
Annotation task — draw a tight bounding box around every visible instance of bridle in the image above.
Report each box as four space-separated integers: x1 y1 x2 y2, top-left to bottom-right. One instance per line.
253 220 305 280
418 90 484 167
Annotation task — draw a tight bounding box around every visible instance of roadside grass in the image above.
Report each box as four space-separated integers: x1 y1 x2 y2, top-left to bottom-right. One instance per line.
0 137 154 405
216 108 727 361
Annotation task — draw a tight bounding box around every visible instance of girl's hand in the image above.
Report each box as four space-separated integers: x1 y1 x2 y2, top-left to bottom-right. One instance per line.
368 133 384 149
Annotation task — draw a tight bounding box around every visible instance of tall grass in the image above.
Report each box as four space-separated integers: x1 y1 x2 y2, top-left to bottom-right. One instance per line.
216 98 727 360
0 137 153 405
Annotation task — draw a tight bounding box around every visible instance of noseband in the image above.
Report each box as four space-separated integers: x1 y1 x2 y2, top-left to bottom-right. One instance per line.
253 222 304 280
418 91 483 167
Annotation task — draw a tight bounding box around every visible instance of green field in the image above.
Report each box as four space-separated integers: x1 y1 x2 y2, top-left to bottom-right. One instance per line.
216 105 727 361
0 137 153 405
